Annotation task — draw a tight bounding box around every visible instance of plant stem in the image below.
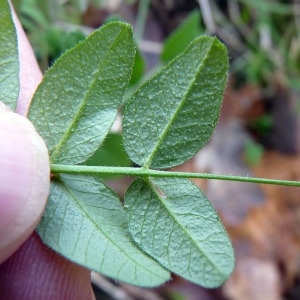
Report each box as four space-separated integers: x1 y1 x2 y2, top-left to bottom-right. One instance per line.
51 164 300 187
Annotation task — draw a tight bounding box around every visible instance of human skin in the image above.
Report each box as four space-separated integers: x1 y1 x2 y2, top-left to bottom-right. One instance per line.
0 3 94 299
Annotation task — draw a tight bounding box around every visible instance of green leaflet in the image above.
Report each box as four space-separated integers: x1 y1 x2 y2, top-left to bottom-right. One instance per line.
129 47 145 87
84 132 131 178
37 174 170 287
125 177 235 288
28 22 135 164
0 0 19 110
84 133 131 168
161 10 204 64
122 36 228 169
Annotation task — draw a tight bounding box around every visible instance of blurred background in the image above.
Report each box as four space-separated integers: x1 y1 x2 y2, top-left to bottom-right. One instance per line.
12 0 300 299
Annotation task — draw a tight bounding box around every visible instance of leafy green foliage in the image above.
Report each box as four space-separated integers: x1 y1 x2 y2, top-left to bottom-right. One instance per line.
244 140 264 166
0 0 19 110
129 48 145 87
215 0 300 91
28 22 135 165
69 0 89 13
2 1 235 288
125 177 234 287
45 26 87 63
103 15 146 88
38 174 170 286
19 0 85 70
84 133 131 179
123 36 228 169
161 10 204 64
84 133 131 168
32 30 233 287
248 114 273 136
238 0 294 14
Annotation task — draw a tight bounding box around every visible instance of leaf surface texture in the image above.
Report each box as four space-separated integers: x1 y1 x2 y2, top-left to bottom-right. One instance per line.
125 177 235 287
0 0 19 110
123 36 228 168
37 174 170 287
28 22 135 164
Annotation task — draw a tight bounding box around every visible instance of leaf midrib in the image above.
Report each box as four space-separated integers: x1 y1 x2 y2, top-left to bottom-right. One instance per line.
144 38 215 168
50 26 126 163
146 178 228 281
58 177 167 280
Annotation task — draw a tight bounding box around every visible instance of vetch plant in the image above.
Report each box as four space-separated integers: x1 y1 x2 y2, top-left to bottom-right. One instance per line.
30 22 233 288
2 0 300 289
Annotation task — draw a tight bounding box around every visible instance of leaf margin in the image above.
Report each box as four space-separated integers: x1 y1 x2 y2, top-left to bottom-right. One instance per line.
124 176 235 288
122 35 229 169
37 173 171 287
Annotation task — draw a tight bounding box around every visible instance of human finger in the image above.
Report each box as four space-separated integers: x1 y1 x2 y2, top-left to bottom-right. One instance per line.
0 102 50 263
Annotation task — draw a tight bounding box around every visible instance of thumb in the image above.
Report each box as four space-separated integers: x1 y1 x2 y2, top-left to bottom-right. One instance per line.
0 101 50 263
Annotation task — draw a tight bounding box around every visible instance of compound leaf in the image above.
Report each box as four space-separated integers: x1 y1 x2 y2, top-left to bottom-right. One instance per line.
28 22 135 164
37 174 170 287
0 0 19 110
125 177 234 288
123 36 228 169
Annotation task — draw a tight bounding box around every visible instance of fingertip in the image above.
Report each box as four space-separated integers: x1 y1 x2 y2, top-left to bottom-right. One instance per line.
0 104 50 263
